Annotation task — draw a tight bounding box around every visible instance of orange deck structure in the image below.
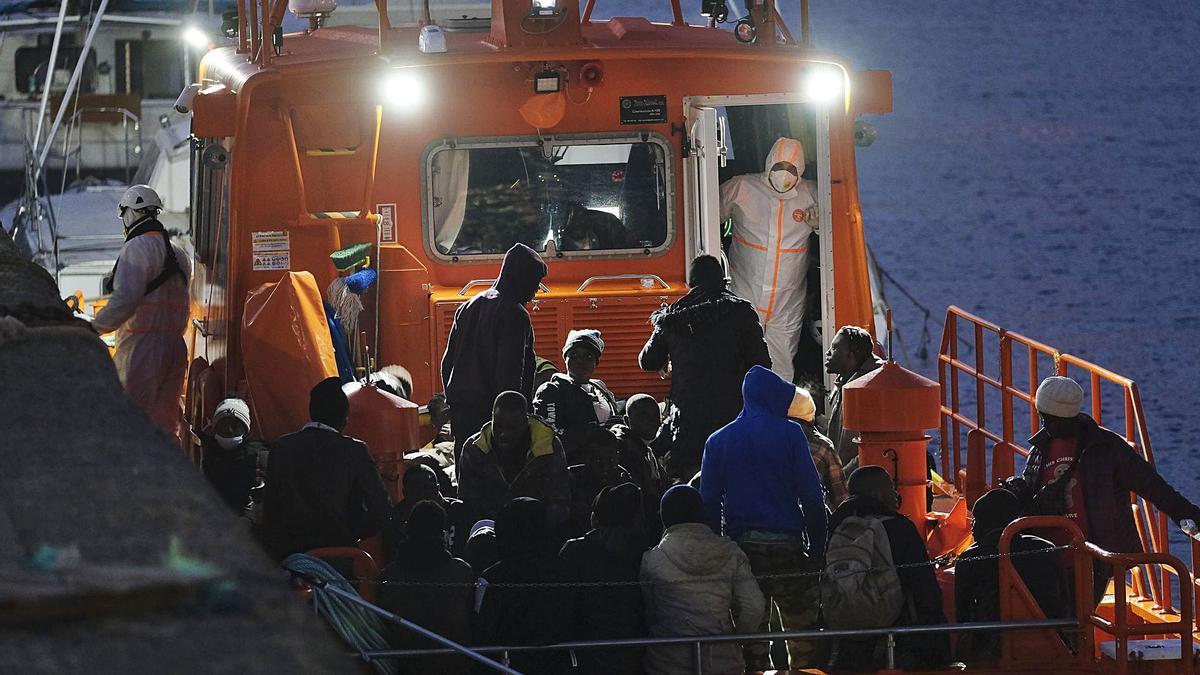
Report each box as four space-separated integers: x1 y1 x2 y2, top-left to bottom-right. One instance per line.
181 0 1200 671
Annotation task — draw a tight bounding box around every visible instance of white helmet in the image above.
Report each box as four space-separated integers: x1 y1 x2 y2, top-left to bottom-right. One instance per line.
118 184 163 214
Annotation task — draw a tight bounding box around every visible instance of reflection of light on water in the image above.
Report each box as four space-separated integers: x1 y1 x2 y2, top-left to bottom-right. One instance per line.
590 205 621 219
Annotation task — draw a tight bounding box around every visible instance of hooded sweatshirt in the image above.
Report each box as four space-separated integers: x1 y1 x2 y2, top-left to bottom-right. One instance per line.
640 522 766 675
700 365 827 552
441 243 547 442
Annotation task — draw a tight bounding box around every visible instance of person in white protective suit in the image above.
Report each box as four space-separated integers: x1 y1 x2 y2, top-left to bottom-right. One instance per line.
720 137 819 383
93 185 191 444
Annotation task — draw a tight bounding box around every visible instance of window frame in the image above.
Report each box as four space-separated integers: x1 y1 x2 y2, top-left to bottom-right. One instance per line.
420 131 677 263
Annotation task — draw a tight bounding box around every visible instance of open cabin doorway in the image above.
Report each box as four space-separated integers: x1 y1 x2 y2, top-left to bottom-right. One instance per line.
683 96 835 403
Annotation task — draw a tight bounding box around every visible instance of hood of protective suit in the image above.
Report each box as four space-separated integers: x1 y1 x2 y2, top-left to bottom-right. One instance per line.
494 243 547 304
739 364 795 419
657 522 739 576
761 137 805 199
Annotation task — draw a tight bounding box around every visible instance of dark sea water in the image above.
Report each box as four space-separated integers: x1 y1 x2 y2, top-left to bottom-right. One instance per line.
603 1 1200 556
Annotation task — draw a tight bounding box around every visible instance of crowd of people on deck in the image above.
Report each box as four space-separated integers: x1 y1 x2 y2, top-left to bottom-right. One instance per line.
190 245 1200 674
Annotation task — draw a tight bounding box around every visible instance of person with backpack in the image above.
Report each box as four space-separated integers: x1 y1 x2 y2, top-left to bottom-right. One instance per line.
699 365 827 670
92 184 191 444
822 465 948 671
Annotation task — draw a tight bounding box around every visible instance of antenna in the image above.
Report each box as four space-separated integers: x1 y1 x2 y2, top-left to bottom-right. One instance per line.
886 308 895 363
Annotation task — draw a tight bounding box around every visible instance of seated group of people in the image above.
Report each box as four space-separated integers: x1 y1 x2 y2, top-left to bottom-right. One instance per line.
193 236 1200 673
197 367 1106 675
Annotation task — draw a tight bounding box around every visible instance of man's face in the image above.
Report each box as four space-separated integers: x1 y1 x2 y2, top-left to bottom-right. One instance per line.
626 402 661 442
492 407 528 453
564 346 599 383
872 481 900 512
213 416 248 439
825 333 858 376
592 438 620 479
406 473 440 503
1040 413 1081 439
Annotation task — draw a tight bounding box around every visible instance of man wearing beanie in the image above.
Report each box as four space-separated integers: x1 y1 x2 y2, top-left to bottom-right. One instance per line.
442 243 548 466
261 377 391 558
788 386 849 510
533 328 619 461
640 485 766 675
197 397 266 513
1005 375 1200 604
559 483 648 674
639 254 771 481
955 488 1067 663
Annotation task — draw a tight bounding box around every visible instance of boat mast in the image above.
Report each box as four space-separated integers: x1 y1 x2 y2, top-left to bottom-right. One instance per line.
34 0 113 182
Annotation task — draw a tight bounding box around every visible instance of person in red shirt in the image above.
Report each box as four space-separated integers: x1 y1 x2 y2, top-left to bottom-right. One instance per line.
1005 376 1200 607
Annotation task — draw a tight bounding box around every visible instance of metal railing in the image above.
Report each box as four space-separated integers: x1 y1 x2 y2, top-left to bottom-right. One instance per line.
937 306 1181 614
361 619 1078 673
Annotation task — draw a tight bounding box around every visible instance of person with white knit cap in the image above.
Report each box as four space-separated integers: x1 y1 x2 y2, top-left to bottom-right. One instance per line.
532 328 618 462
788 387 848 510
1004 375 1200 606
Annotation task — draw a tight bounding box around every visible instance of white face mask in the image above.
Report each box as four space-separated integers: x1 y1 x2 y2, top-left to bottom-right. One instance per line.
215 434 244 450
769 169 798 193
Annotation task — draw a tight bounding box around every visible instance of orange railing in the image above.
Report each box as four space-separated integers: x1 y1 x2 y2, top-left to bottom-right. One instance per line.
938 306 1181 615
999 516 1195 675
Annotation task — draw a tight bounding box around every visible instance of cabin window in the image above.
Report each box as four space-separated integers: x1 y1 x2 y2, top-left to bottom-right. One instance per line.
114 39 185 99
423 134 673 259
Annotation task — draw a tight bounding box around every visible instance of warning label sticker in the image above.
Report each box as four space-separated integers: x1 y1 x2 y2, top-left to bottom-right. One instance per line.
377 203 397 244
252 252 291 271
251 230 291 271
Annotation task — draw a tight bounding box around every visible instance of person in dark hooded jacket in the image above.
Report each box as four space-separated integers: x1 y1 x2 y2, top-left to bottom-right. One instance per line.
559 482 648 674
378 500 474 675
475 497 575 675
638 254 771 481
700 365 827 670
441 243 547 463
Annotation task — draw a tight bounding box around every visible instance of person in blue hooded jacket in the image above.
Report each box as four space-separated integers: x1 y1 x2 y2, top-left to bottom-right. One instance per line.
699 365 828 671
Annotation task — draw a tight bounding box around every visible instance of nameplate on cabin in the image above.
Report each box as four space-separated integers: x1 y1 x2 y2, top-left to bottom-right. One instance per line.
620 96 668 125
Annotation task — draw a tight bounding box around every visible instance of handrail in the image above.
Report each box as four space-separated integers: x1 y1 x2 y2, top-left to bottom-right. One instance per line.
997 516 1093 668
1083 541 1194 675
457 279 550 297
937 306 1171 609
306 577 520 674
576 273 670 293
998 516 1197 675
361 619 1078 670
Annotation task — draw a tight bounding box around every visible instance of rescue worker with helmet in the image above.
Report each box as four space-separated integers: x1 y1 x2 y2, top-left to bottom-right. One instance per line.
93 185 191 444
720 137 820 383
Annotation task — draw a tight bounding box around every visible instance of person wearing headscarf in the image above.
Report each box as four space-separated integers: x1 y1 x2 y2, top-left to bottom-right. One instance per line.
638 254 770 481
640 485 766 675
474 498 574 675
719 137 820 382
559 482 649 674
378 500 474 674
441 243 548 465
532 328 619 461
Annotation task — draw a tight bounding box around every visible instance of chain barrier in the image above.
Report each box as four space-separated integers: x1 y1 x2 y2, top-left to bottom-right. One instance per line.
328 544 1073 590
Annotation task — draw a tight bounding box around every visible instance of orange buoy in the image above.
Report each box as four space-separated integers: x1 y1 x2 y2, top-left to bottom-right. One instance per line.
343 380 421 502
842 361 940 537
